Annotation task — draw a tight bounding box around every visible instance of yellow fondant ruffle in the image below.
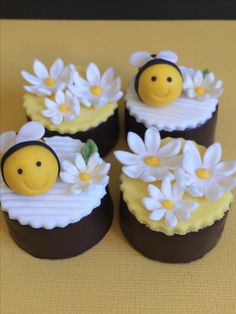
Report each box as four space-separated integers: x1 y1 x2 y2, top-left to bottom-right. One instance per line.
23 94 118 133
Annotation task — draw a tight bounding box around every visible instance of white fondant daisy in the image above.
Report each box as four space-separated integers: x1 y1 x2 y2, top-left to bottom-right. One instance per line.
21 59 75 96
179 141 236 201
142 176 199 227
68 63 123 108
42 90 80 125
114 128 182 182
60 152 110 194
183 70 223 100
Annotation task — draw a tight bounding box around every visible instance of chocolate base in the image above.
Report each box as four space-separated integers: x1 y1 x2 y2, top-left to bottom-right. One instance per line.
3 192 113 259
120 194 228 263
125 106 218 147
27 108 120 157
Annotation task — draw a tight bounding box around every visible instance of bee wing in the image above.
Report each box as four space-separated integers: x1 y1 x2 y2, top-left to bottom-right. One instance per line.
0 131 17 154
16 121 45 144
129 51 152 68
156 50 178 63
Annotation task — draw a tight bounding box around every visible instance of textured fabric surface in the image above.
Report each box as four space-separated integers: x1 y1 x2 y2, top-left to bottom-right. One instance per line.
1 20 236 314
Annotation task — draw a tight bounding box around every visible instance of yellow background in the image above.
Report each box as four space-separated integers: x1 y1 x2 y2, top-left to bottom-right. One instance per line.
1 20 236 314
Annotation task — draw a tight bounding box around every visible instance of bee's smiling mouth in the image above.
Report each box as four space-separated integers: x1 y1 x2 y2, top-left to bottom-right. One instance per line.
22 175 49 191
153 90 170 98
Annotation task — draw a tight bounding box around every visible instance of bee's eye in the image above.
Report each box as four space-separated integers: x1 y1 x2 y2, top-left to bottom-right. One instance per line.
151 76 157 82
17 168 23 175
167 77 172 82
36 161 42 167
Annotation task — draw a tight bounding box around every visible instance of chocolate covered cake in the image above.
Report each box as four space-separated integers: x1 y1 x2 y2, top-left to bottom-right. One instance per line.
115 127 236 263
125 50 223 147
21 59 123 156
0 122 113 259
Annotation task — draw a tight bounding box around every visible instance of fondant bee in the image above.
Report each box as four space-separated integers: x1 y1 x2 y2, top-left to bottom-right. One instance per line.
130 50 183 106
0 122 60 196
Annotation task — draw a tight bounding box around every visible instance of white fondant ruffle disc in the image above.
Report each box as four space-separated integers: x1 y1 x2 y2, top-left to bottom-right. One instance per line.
125 79 218 132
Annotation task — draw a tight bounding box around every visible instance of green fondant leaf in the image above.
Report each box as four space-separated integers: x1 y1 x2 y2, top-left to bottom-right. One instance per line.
81 139 98 163
202 69 210 77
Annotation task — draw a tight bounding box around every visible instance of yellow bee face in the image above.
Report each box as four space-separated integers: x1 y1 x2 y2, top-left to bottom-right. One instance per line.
137 63 183 106
2 143 59 196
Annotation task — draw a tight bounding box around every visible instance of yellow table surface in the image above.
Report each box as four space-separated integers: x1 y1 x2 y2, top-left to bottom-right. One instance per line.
1 20 236 314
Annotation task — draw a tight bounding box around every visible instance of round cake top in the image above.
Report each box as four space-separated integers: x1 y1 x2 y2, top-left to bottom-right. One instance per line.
21 59 123 132
0 123 110 229
126 50 223 131
114 127 236 235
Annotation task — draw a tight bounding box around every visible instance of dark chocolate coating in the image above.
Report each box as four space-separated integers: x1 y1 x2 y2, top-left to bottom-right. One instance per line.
27 108 119 157
3 192 113 259
120 194 228 263
125 106 218 147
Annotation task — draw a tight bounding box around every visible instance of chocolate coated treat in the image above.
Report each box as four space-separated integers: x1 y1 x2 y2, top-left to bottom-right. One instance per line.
120 194 228 263
3 192 113 259
125 107 218 147
28 109 119 157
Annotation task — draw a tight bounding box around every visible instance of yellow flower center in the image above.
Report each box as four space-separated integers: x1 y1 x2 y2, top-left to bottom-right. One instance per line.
195 86 205 95
79 172 92 182
44 77 56 87
59 103 70 113
90 85 103 96
144 156 160 167
195 168 211 180
162 199 174 210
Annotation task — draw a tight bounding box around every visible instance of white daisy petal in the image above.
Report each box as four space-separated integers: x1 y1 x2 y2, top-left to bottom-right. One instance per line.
149 209 166 221
148 184 164 201
176 200 199 212
158 139 182 158
101 67 115 85
161 176 173 199
24 85 51 96
51 114 63 125
203 143 222 169
61 160 79 175
204 182 223 201
44 98 58 109
213 160 236 176
165 211 178 227
96 97 108 108
186 183 204 197
203 72 215 88
186 89 196 98
127 132 146 155
60 172 78 184
142 197 161 211
55 90 65 104
176 209 191 221
114 151 141 165
122 163 144 179
217 177 236 192
33 59 49 78
183 142 202 173
86 62 101 84
162 155 183 169
41 109 57 118
21 71 42 85
140 174 157 182
50 59 64 78
144 127 160 154
110 91 123 102
75 153 87 172
193 70 203 87
172 182 184 201
183 74 194 89
87 152 100 171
